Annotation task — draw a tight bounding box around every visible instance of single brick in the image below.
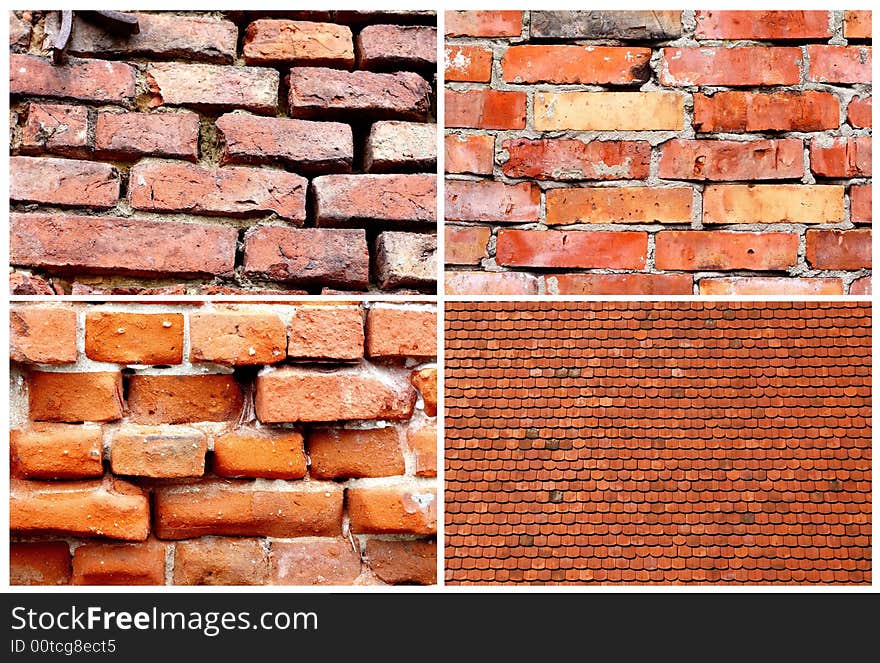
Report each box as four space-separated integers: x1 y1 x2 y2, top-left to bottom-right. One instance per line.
503 45 651 84
698 277 844 296
375 232 437 290
348 486 437 534
11 423 103 479
407 421 437 477
545 187 693 225
445 89 527 130
10 306 77 364
807 45 872 83
365 121 436 172
534 92 683 131
411 367 437 417
810 137 872 178
174 538 269 586
94 111 199 160
243 226 369 289
445 180 540 223
445 10 521 36
128 374 243 425
85 312 184 364
110 425 207 478
851 185 871 224
446 226 490 265
366 306 437 359
73 284 190 296
21 103 89 156
445 271 540 295
693 91 839 132
11 156 118 208
308 427 405 479
848 96 872 128
270 539 361 586
366 540 436 585
445 45 492 82
29 371 124 423
529 10 681 39
129 162 307 223
502 139 650 181
289 68 431 120
850 276 871 295
844 11 871 39
189 311 287 365
10 477 149 541
288 305 364 361
496 230 647 269
11 213 238 278
243 19 353 66
313 174 435 227
72 541 165 585
702 185 845 224
694 11 831 40
548 273 694 295
154 481 343 538
659 139 804 181
255 367 415 423
654 231 799 270
147 62 279 114
805 230 871 270
357 24 436 69
445 134 494 174
10 271 58 295
10 54 135 103
662 47 801 86
213 428 307 480
10 542 71 586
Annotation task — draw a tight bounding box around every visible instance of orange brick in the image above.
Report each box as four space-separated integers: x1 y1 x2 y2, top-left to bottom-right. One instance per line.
213 427 307 479
366 306 437 358
366 539 436 585
548 273 693 295
445 89 526 130
11 423 103 479
659 139 803 181
703 185 845 224
270 538 361 585
307 427 405 479
445 134 493 175
85 311 184 364
287 305 363 360
11 542 72 586
661 47 801 86
445 10 521 37
127 374 243 424
189 310 286 365
810 137 871 178
808 45 871 83
694 91 839 133
73 540 165 585
496 230 647 269
411 367 437 416
28 371 124 423
110 425 207 478
546 187 692 225
844 11 871 39
534 92 683 131
699 277 844 296
655 231 798 271
11 306 78 364
243 19 353 66
173 538 268 585
348 485 437 534
806 230 871 270
444 44 492 82
848 96 871 128
851 185 871 224
502 45 651 84
446 226 490 265
446 180 540 223
445 271 539 295
502 139 650 181
407 421 437 477
694 11 831 40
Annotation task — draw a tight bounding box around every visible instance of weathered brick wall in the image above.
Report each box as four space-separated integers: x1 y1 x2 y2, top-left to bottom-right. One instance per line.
10 301 437 585
9 10 437 295
444 10 872 295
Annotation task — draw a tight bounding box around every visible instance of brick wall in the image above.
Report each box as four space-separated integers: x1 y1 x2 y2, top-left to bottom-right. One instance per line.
10 301 437 585
444 10 872 295
9 10 437 295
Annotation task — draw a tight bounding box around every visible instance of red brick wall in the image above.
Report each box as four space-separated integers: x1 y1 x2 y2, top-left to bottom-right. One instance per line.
444 10 872 295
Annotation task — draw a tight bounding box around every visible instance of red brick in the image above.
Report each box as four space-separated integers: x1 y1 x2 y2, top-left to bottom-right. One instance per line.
288 305 364 360
548 273 694 295
497 230 647 269
72 541 165 585
702 185 844 224
807 46 872 83
243 226 369 289
407 421 437 477
698 277 844 296
850 276 871 295
348 486 437 534
693 91 839 132
270 539 361 586
503 139 650 181
445 45 492 82
445 271 539 295
11 213 238 278
848 96 872 128
189 311 286 365
255 366 415 423
85 312 184 364
289 68 431 120
366 121 436 172
546 187 692 225
445 89 527 130
308 427 405 479
366 540 436 585
213 428 307 480
655 231 798 271
147 63 279 114
10 477 149 541
110 425 207 478
445 134 494 174
11 54 135 103
446 226 490 265
445 10 521 36
806 230 871 270
154 481 343 539
95 111 199 160
357 24 436 69
659 139 803 181
446 180 540 224
313 174 436 227
11 156 118 208
844 11 871 39
366 306 437 359
10 271 58 295
810 137 871 178
10 306 77 364
128 374 243 425
374 232 437 291
694 11 830 40
29 371 124 423
129 162 307 223
174 538 269 586
661 47 801 86
10 542 71 586
21 103 89 156
11 423 103 479
411 367 437 417
503 45 651 84
244 19 353 66
851 185 871 224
